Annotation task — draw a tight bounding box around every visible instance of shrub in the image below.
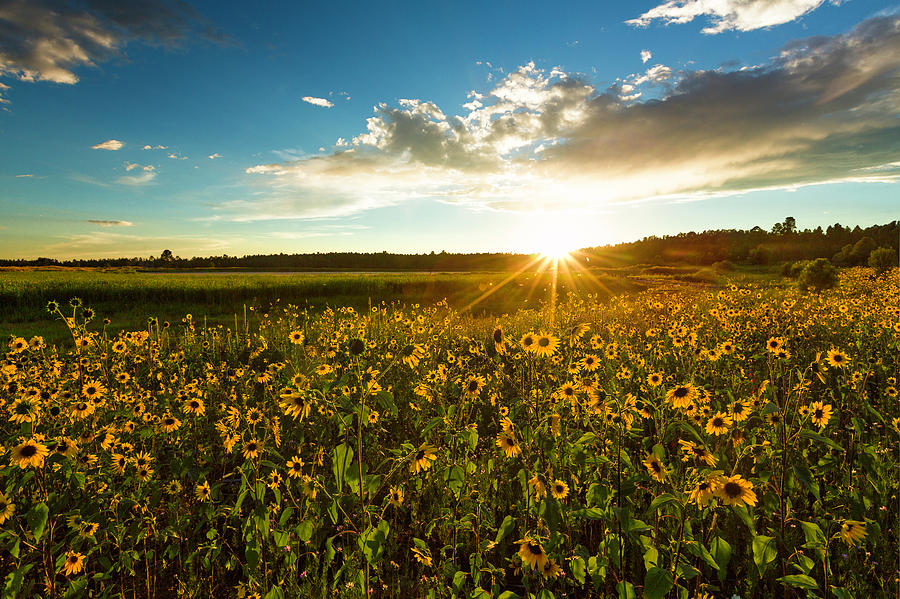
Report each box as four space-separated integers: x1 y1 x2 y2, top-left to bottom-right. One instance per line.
712 260 735 273
782 260 808 279
798 258 838 290
868 247 898 274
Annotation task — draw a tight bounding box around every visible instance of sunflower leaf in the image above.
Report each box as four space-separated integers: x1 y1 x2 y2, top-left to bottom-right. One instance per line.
752 535 778 578
495 515 515 544
777 574 819 591
643 567 673 599
26 502 49 542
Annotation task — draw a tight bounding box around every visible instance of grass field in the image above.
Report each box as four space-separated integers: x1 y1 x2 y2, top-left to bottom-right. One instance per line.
1 267 895 598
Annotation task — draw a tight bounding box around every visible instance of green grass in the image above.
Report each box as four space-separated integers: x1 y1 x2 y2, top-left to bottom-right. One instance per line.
1 268 644 345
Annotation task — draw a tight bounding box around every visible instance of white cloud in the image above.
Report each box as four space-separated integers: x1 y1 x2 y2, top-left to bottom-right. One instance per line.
92 139 123 151
143 144 167 150
627 0 828 34
15 173 33 178
208 153 222 159
87 220 134 227
301 96 334 108
167 152 187 160
117 164 155 185
641 49 652 63
233 15 900 221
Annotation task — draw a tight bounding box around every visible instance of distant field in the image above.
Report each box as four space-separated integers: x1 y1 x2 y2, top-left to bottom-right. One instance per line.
0 268 658 345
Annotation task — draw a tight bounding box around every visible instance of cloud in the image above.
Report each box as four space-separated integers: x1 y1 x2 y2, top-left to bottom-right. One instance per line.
0 0 226 95
92 139 123 150
641 49 652 63
301 96 334 108
167 152 187 160
208 153 222 159
117 163 155 185
15 173 33 177
234 16 900 221
627 0 829 34
87 219 133 226
142 144 167 150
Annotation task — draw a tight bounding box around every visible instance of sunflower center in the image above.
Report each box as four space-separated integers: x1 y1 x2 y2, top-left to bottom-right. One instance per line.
723 482 742 497
415 451 425 460
165 418 175 425
674 387 688 398
528 543 543 555
538 338 550 347
68 555 78 564
814 409 823 419
20 444 37 457
493 330 502 343
469 381 479 392
713 418 724 427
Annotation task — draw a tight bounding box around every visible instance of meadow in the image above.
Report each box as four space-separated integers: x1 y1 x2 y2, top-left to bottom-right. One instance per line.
0 267 897 598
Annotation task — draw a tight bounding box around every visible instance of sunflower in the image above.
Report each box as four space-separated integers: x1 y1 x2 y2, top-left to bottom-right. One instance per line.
69 401 92 419
826 348 849 368
715 475 757 507
730 400 750 422
411 547 432 567
808 401 832 428
705 412 732 436
492 326 506 354
389 485 404 507
136 466 154 481
368 410 379 424
529 475 546 498
689 478 718 507
54 437 79 459
410 443 437 474
61 551 85 576
496 433 521 458
541 559 563 578
677 439 717 467
8 337 27 353
517 538 549 571
184 398 205 416
134 451 153 469
165 480 183 495
666 383 696 409
286 456 304 479
160 414 181 433
550 479 569 500
11 438 49 469
8 398 39 424
279 390 312 421
111 453 128 475
534 333 559 357
463 375 486 397
838 520 867 546
81 380 106 401
0 492 15 524
520 332 538 353
500 416 515 434
580 354 600 372
242 439 262 460
289 330 305 345
766 337 785 353
195 481 211 502
647 372 663 387
642 454 667 482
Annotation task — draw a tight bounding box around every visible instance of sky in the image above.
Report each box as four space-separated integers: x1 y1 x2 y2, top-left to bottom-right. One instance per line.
0 0 898 259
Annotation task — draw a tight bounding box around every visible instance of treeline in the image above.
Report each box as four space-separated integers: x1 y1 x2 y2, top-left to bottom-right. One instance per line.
584 218 899 266
2 218 896 270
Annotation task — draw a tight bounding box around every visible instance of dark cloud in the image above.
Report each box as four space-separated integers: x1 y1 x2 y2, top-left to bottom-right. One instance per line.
0 0 227 87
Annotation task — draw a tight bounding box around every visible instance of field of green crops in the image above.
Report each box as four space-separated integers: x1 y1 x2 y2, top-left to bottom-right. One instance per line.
0 267 897 598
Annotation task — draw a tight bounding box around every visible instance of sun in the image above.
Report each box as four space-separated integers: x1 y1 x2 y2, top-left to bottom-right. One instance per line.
535 232 577 260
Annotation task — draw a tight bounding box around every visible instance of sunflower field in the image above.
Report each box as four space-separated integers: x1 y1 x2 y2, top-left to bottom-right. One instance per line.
1 268 898 599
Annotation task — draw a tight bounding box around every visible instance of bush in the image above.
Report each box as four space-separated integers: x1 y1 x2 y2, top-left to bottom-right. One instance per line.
798 258 837 290
782 260 808 279
712 260 735 273
868 247 898 274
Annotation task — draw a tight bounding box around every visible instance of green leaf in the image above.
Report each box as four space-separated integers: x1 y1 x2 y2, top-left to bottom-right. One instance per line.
710 536 732 582
332 444 354 492
536 591 555 599
27 502 49 541
792 465 820 502
752 535 778 578
571 556 586 585
497 592 520 599
643 567 673 599
451 571 467 593
359 519 390 564
732 505 756 536
646 493 679 515
446 465 465 498
777 574 819 591
495 516 515 544
376 390 398 417
296 520 315 542
571 508 605 520
799 429 842 451
799 521 826 548
615 581 636 599
264 587 285 599
324 536 336 571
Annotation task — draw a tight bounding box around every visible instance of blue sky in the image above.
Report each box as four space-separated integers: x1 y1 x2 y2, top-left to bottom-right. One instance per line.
1 0 897 259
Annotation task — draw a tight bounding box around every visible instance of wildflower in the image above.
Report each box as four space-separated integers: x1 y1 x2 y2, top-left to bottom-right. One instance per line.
195 481 211 502
243 439 262 460
411 547 432 567
289 330 305 345
0 492 15 524
11 438 49 469
389 485 404 507
520 332 537 353
410 443 437 474
496 432 521 458
61 551 85 576
706 412 732 436
715 475 757 507
689 478 718 507
286 456 304 478
808 401 832 428
826 348 849 368
550 479 569 500
534 333 559 357
839 520 867 545
643 454 667 482
517 538 549 571
666 383 697 409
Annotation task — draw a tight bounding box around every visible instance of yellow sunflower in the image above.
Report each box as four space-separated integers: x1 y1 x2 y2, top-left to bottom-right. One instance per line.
410 443 437 474
666 383 697 409
642 454 667 482
838 520 867 546
11 438 49 469
0 492 15 524
533 333 559 357
496 433 521 458
550 479 569 500
705 412 733 436
808 401 832 428
715 475 757 507
61 550 85 576
517 538 549 571
826 348 849 368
